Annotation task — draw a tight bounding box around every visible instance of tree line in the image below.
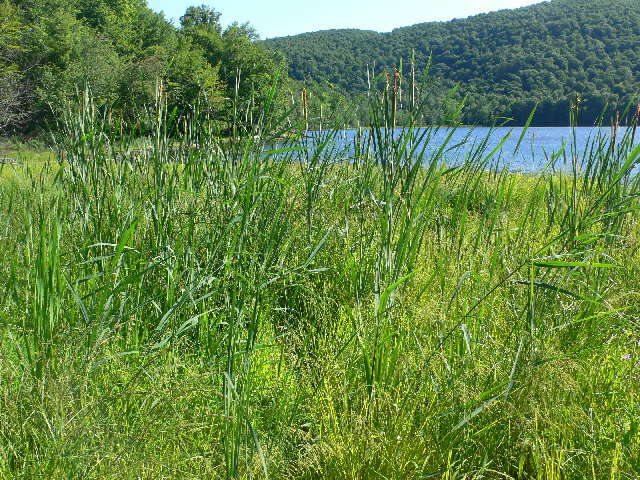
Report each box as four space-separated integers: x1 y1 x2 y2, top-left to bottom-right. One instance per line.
4 0 640 135
0 0 296 136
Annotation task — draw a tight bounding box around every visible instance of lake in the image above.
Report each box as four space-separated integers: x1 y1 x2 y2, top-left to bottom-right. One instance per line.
318 126 640 173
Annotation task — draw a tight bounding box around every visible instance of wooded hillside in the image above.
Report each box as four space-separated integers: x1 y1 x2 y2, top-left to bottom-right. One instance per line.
265 0 640 125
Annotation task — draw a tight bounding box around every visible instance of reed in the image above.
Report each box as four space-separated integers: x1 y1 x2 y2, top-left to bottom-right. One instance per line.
0 78 638 479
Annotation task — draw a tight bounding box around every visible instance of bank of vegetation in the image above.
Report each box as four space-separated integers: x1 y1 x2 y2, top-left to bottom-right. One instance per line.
0 82 639 478
0 0 293 137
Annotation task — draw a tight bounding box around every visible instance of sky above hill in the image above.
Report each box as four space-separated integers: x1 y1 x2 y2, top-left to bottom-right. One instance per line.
147 0 546 39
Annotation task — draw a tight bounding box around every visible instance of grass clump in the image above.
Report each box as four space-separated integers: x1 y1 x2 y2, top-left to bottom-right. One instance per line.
0 87 639 479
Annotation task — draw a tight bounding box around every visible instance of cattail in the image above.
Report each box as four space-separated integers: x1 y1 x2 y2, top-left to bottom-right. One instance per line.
631 103 640 145
302 87 309 132
398 57 403 110
611 110 619 138
392 69 400 130
611 110 620 155
411 49 416 109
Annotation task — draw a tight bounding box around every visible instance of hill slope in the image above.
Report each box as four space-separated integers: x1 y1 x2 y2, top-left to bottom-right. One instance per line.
264 0 640 125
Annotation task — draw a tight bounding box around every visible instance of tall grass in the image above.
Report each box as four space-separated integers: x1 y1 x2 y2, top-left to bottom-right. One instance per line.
0 82 639 479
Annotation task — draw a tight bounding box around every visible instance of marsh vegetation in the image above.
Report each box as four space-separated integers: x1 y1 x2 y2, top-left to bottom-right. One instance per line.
0 82 639 479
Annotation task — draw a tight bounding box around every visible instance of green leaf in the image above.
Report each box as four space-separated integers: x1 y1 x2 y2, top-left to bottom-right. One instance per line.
533 260 620 269
377 271 416 316
512 280 600 303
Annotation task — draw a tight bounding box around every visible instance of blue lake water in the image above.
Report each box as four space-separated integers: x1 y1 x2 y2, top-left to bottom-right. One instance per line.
319 126 640 173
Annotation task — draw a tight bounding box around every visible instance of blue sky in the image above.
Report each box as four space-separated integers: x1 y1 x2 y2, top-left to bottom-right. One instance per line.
147 0 546 39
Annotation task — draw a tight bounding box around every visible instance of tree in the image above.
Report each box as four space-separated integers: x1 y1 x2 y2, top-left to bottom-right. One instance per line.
176 6 289 130
165 36 223 111
180 5 221 33
0 1 29 133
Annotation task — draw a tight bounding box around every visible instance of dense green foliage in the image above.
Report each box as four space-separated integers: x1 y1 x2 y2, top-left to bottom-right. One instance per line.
5 0 640 132
0 1 26 131
265 0 640 126
0 0 287 134
0 88 639 478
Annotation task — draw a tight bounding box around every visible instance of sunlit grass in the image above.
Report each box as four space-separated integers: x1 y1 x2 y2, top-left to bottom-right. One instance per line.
0 87 639 479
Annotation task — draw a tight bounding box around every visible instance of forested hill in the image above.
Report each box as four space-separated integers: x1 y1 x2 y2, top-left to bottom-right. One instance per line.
264 0 640 125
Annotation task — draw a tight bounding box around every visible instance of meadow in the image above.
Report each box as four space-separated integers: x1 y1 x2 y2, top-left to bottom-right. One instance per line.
0 89 639 479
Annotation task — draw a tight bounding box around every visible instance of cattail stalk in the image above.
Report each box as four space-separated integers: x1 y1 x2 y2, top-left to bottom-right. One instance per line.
411 49 416 109
392 69 399 130
302 87 309 132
